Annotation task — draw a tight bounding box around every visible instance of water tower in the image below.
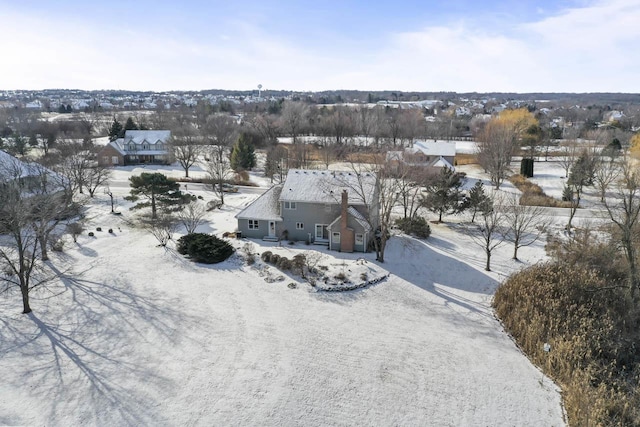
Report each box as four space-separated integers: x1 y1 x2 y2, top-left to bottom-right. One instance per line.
257 84 262 98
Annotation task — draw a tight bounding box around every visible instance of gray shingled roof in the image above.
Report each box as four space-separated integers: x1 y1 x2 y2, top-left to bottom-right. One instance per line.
235 184 283 221
124 130 171 145
279 169 377 205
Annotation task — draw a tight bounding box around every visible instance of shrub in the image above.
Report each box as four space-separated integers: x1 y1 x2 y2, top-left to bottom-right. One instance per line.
334 272 347 281
395 216 431 239
360 272 368 281
261 251 273 263
242 243 256 265
291 254 306 276
176 233 235 264
270 253 281 265
235 170 250 183
494 263 640 426
277 256 291 271
67 222 84 243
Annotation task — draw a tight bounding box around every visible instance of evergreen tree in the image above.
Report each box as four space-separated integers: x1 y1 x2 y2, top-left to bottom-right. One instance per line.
124 116 138 132
421 167 468 222
7 134 30 156
230 134 256 171
467 181 493 223
108 117 123 142
124 173 193 219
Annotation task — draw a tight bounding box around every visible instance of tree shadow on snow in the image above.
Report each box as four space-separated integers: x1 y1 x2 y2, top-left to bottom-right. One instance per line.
381 236 500 315
0 262 204 425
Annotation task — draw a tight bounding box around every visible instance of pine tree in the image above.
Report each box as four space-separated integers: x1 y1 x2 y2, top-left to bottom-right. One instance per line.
108 117 123 142
467 181 493 223
124 173 193 219
124 116 138 132
230 134 256 171
421 167 468 222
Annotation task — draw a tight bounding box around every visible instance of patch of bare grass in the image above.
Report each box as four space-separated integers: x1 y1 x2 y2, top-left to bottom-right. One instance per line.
509 174 571 208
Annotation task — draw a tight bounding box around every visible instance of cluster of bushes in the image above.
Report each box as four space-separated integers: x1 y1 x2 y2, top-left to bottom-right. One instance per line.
493 261 640 426
395 216 431 239
260 251 307 276
509 174 571 208
177 233 234 264
260 251 291 270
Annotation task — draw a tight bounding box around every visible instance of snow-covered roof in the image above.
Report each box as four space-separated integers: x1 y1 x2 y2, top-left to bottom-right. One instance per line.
280 169 377 205
235 185 283 221
412 140 457 157
0 150 42 180
431 156 455 170
124 130 171 145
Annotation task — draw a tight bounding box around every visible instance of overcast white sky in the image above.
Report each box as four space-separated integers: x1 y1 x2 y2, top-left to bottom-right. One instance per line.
0 0 638 93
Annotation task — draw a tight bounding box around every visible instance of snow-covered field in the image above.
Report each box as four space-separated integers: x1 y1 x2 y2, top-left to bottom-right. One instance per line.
0 163 569 426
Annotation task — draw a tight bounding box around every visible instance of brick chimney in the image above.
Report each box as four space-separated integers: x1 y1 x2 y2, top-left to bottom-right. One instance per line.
340 190 354 252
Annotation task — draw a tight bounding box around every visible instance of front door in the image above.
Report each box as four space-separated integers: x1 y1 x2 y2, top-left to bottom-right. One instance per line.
268 221 276 238
315 224 328 240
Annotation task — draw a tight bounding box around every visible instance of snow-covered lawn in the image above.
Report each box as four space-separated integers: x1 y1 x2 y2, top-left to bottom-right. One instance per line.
0 166 566 426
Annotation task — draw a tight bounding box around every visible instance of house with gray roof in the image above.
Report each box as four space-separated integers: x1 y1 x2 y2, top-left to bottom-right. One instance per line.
386 140 456 176
236 169 378 253
98 130 172 166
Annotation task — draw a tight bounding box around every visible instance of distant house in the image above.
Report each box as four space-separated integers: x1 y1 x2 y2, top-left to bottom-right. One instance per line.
98 130 172 166
235 169 378 253
386 140 456 175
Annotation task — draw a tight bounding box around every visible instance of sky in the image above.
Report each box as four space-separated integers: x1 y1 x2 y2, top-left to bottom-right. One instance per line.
0 0 638 93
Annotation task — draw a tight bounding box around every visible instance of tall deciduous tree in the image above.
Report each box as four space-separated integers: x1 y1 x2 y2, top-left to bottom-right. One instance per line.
125 173 192 219
204 115 237 205
503 193 548 260
477 108 538 188
331 158 399 263
467 194 507 271
170 124 201 178
601 157 640 299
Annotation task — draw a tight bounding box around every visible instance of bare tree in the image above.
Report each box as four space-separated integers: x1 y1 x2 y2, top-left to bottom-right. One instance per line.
466 194 507 271
264 145 289 183
396 165 427 220
145 216 178 247
558 139 580 179
84 164 112 197
170 124 202 178
0 158 59 313
503 193 549 260
601 157 640 299
204 115 237 205
477 122 517 189
177 201 207 234
593 152 621 203
331 157 400 262
280 101 309 145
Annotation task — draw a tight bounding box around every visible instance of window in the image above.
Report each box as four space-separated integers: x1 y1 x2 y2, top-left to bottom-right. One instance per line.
111 156 119 165
296 222 304 230
355 233 364 245
248 220 258 230
284 201 296 210
332 232 341 244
